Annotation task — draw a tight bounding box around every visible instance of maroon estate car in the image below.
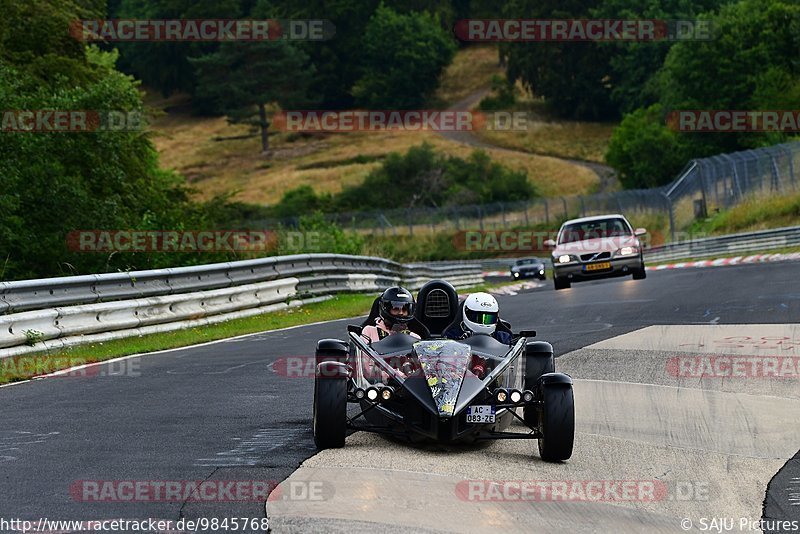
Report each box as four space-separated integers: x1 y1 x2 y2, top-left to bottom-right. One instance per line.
544 214 647 290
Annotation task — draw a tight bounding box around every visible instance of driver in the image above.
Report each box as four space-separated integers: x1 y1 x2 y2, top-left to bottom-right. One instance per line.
362 286 420 343
444 292 512 344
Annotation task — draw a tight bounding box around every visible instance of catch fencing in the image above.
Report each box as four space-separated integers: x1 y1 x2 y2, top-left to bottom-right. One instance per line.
259 142 800 243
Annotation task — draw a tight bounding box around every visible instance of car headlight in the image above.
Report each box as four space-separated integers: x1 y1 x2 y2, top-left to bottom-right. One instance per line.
618 246 638 256
557 254 572 264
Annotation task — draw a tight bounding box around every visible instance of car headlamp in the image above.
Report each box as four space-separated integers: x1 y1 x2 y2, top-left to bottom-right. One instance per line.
366 386 380 401
558 255 572 264
509 389 522 404
618 246 638 256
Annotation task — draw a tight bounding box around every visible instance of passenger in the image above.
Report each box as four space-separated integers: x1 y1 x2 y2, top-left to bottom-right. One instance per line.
362 286 420 342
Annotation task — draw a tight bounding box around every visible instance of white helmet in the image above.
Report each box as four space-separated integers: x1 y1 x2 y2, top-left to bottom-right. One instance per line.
462 292 499 335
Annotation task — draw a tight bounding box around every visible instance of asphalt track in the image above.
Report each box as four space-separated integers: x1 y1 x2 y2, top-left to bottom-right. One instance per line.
1 261 798 533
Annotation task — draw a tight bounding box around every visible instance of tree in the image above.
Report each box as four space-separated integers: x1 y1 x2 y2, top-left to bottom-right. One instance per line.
656 0 800 153
113 0 245 98
503 0 616 120
190 39 315 154
352 4 456 109
605 105 690 189
503 0 730 120
0 0 254 280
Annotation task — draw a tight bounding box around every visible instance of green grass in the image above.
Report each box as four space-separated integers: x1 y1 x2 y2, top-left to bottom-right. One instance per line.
0 294 376 385
690 191 800 235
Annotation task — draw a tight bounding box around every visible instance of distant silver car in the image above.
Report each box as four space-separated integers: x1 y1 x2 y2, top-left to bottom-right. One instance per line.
510 258 546 280
544 214 647 290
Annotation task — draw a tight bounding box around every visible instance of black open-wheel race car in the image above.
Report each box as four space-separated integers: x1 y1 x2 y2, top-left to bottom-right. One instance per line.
312 280 575 462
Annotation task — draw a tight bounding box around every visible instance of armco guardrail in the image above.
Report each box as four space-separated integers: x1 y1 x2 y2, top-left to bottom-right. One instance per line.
0 254 483 357
644 225 800 263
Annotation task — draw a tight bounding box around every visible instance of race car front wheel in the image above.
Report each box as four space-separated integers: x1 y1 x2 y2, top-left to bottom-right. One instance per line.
537 382 575 462
313 375 347 449
523 343 555 428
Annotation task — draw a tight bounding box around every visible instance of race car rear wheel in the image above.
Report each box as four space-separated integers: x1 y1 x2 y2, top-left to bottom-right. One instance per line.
523 343 555 428
553 276 570 290
313 374 347 449
537 383 575 462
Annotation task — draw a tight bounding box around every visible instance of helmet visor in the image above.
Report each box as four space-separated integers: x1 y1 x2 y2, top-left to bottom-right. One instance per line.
465 309 498 326
387 300 414 320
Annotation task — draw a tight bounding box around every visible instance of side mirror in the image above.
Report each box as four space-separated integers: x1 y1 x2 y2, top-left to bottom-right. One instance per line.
634 228 647 236
347 324 363 335
543 239 556 248
517 329 536 338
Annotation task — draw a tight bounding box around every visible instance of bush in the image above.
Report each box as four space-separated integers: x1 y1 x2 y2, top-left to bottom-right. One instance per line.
605 105 690 189
272 143 537 216
478 75 516 111
275 213 364 256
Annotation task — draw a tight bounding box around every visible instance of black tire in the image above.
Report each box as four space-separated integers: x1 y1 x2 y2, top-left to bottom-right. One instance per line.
313 375 347 449
316 349 348 367
537 384 575 462
632 263 647 280
523 351 555 428
554 276 570 290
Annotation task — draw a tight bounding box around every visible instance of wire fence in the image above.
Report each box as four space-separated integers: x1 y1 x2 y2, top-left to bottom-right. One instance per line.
254 141 800 242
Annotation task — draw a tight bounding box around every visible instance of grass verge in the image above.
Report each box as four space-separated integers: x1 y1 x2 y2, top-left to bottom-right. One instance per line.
0 294 376 385
0 280 536 386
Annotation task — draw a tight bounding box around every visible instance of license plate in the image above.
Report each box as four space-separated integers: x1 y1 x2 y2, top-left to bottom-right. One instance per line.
466 405 496 424
584 261 611 271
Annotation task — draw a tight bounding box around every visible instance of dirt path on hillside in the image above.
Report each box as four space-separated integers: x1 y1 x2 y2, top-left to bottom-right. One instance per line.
440 89 619 193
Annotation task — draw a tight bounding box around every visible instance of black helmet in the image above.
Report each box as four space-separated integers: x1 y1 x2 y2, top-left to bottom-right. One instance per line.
379 286 415 328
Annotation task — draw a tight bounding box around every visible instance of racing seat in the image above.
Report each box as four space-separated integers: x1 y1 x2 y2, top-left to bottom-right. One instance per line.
415 280 460 337
361 296 430 339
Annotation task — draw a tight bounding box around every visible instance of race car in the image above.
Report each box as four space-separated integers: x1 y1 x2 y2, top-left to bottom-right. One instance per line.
312 280 575 462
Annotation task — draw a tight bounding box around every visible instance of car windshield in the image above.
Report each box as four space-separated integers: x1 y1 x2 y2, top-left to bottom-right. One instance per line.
558 218 631 244
515 259 535 265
